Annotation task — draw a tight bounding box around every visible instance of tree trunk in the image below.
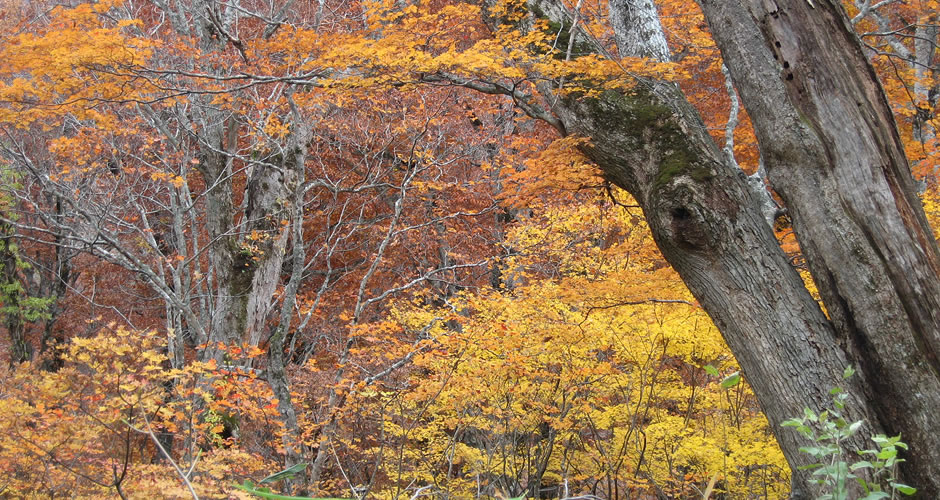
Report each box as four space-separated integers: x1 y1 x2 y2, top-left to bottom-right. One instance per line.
1 220 32 365
501 0 940 496
39 200 71 372
264 111 311 492
558 81 868 499
195 115 241 362
195 114 298 362
700 1 940 495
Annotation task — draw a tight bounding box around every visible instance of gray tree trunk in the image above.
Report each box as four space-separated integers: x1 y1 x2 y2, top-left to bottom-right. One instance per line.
498 0 940 496
700 1 940 496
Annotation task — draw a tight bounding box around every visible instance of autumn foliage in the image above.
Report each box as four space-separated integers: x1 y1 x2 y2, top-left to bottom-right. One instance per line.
0 0 935 498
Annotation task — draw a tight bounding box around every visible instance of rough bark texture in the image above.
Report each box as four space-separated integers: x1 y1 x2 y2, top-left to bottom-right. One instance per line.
196 115 240 361
607 0 670 61
498 0 940 496
700 1 940 495
558 80 867 500
195 116 298 362
265 121 311 491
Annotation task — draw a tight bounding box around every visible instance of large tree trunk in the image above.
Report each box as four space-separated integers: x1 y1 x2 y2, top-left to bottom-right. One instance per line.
501 0 940 496
700 1 940 496
193 93 298 365
558 77 869 500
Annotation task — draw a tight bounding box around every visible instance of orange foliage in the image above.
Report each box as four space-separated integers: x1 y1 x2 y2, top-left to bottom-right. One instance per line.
0 0 934 498
0 326 276 497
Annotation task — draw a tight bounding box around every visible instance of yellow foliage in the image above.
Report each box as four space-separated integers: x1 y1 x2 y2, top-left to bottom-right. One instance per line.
0 1 154 127
500 135 602 208
349 198 788 498
923 187 940 242
0 326 276 498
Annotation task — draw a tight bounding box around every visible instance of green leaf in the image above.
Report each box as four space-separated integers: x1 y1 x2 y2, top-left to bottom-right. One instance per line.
260 462 309 484
858 493 890 500
850 461 874 471
799 446 822 456
847 420 863 435
720 371 741 389
876 448 897 461
890 483 916 495
855 475 871 494
704 364 720 377
871 434 890 445
232 481 352 500
842 365 855 379
804 407 818 422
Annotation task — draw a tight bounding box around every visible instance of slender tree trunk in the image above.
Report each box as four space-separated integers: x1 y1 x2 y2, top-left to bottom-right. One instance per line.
264 110 311 491
39 201 70 372
196 115 239 360
1 220 31 365
912 20 938 146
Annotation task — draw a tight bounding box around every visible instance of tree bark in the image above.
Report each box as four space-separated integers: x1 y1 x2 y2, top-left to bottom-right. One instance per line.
264 102 311 492
699 1 940 495
193 95 299 364
557 79 867 500
494 0 940 496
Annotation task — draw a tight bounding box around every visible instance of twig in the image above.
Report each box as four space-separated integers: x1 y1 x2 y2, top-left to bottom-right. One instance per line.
409 485 435 499
125 412 200 500
330 443 360 500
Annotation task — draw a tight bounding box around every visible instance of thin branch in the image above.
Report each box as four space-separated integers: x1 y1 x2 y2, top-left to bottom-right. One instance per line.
125 411 200 500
